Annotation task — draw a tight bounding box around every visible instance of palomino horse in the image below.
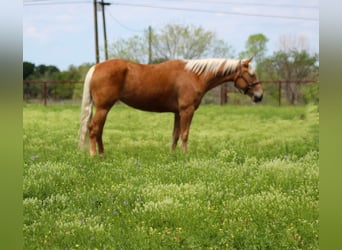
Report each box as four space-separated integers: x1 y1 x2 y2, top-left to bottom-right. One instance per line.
79 57 263 156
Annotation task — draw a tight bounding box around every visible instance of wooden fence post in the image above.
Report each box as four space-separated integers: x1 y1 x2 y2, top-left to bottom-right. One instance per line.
43 81 48 106
278 82 282 106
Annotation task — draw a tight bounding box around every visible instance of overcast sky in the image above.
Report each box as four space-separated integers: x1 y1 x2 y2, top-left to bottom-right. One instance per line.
23 0 319 71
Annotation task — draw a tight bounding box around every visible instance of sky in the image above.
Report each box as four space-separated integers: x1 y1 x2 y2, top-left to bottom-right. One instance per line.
23 0 319 71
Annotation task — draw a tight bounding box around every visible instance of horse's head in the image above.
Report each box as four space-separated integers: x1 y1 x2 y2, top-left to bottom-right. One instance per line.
234 58 263 103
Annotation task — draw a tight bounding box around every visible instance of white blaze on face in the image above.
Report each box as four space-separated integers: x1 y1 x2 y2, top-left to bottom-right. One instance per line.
247 63 263 98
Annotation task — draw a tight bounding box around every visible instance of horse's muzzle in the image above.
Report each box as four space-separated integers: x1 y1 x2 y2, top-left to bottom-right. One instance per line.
253 94 263 103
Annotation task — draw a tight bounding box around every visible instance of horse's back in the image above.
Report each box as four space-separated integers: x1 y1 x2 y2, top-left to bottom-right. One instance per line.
121 60 186 112
90 59 197 112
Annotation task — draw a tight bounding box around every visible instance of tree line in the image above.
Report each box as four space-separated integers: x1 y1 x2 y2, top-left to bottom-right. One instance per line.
23 62 91 101
23 23 318 105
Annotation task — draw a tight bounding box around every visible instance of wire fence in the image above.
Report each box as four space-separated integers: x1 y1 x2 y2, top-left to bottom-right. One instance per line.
23 80 83 106
23 79 318 106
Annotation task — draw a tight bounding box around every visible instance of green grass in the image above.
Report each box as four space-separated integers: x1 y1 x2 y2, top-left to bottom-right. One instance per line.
23 103 319 249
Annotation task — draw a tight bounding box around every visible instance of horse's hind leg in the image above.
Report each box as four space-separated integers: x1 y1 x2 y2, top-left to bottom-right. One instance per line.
171 112 180 151
89 107 111 156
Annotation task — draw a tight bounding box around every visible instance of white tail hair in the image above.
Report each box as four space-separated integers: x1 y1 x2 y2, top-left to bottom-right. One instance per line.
79 65 95 150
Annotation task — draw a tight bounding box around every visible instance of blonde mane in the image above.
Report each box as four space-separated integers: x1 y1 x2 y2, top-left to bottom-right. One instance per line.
184 58 239 76
184 58 256 76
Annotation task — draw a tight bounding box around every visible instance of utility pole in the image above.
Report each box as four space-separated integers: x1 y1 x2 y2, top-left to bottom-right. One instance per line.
93 0 99 63
100 0 110 60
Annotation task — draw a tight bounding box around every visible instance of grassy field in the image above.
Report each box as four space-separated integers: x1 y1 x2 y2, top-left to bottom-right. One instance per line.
23 103 319 249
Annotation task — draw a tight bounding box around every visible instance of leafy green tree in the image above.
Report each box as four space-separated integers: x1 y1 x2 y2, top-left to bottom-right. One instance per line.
51 63 92 100
239 34 269 77
108 23 234 63
239 34 268 62
23 61 35 79
151 23 234 60
34 64 60 80
23 62 61 99
23 62 93 100
108 35 147 63
263 49 318 104
52 66 78 99
23 61 37 99
72 63 93 99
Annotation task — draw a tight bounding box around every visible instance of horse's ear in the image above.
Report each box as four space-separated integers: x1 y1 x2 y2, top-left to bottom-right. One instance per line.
243 57 253 65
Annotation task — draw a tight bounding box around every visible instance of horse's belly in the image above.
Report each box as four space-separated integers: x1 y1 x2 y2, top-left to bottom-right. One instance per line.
120 93 178 113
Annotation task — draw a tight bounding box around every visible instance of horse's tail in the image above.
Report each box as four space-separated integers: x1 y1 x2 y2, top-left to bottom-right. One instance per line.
79 65 95 150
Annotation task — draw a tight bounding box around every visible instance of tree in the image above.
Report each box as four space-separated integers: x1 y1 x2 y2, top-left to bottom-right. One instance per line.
50 63 92 100
23 61 36 99
263 49 318 104
108 35 147 63
23 62 61 99
108 23 234 63
23 61 35 79
239 34 269 77
277 34 310 53
23 62 93 100
239 34 268 63
71 63 93 99
35 64 59 77
151 23 234 60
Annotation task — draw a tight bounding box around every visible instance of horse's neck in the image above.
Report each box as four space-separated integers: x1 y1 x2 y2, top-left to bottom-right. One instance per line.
203 72 235 92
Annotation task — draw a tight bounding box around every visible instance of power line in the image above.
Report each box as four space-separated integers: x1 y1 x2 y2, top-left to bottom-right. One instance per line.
24 0 318 10
24 0 91 6
24 0 318 22
109 2 318 21
156 0 318 10
24 0 318 21
106 8 145 33
24 0 90 2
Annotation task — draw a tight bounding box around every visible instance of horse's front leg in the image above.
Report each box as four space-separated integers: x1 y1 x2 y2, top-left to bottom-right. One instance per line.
179 107 195 153
171 112 180 151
